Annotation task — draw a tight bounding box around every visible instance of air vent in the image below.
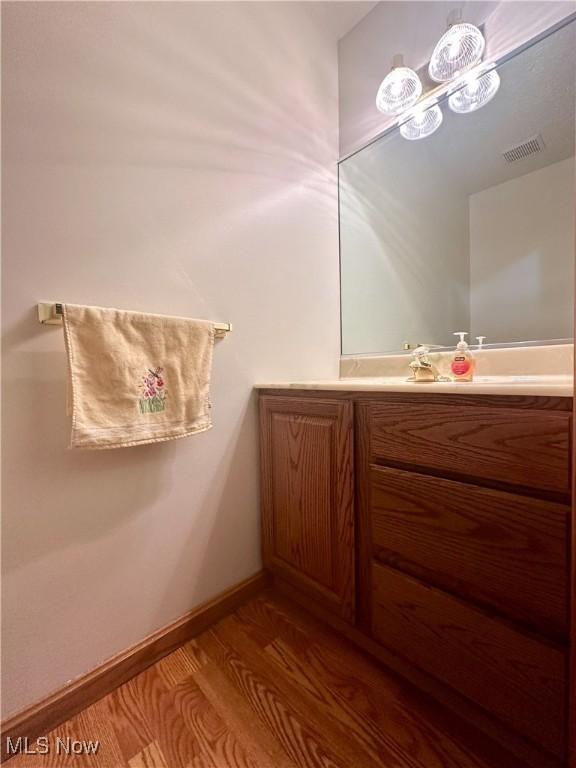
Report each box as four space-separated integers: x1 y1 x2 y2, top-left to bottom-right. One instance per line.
502 134 545 163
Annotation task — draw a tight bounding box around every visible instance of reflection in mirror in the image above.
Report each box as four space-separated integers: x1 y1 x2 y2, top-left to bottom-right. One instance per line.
339 21 575 355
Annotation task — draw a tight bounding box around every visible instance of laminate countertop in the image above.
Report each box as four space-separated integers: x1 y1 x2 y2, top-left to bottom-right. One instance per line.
255 375 573 397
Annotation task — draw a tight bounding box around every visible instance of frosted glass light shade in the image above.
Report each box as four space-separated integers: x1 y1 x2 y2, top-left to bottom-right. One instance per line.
400 104 443 141
448 68 501 113
376 67 422 115
429 23 485 82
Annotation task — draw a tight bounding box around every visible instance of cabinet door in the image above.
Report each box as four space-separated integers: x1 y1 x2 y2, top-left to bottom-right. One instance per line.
260 396 354 621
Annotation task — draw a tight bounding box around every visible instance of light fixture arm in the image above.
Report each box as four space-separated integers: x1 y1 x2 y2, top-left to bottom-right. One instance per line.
446 8 464 28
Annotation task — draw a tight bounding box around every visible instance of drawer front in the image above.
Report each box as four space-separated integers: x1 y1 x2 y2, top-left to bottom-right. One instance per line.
370 466 569 638
371 563 566 758
369 403 571 496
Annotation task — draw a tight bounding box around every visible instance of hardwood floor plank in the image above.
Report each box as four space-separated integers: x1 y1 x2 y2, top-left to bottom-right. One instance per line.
198 627 345 768
5 594 534 768
266 635 491 768
74 698 125 768
155 641 208 688
224 612 443 768
126 665 204 768
187 651 297 768
207 615 395 768
263 636 425 768
239 593 529 768
170 677 257 768
127 741 167 768
105 675 156 764
181 639 211 672
234 595 313 652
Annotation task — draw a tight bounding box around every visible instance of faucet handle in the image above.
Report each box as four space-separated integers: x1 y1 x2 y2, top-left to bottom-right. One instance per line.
476 336 486 349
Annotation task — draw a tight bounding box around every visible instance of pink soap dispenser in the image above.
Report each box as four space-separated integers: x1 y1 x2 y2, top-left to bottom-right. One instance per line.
450 332 475 382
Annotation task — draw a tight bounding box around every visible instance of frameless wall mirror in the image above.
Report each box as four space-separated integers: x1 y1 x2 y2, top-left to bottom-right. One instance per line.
339 19 576 355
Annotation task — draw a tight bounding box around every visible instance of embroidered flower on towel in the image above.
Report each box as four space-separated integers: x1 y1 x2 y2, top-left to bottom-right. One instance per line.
139 367 167 414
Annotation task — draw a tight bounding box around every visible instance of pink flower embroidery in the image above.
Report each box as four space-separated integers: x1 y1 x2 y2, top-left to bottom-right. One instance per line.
139 367 167 414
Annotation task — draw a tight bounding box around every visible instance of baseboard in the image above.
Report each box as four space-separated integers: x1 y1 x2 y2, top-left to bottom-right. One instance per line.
1 570 267 762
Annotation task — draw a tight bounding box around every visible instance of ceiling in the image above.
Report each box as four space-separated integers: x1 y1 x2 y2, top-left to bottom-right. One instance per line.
310 1 379 42
333 2 379 40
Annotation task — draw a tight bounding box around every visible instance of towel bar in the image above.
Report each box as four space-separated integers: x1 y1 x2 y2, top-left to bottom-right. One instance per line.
37 302 232 338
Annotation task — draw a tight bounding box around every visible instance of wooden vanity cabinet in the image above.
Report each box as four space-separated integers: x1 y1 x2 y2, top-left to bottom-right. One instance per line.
259 390 573 766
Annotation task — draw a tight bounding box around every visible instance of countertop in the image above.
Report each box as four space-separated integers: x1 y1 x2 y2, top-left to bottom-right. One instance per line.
255 375 573 397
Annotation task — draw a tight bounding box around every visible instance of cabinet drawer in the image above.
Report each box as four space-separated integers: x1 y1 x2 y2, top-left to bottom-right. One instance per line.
370 466 569 638
371 563 566 758
369 403 570 496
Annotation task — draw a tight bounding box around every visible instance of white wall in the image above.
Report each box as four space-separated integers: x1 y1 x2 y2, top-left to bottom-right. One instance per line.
1 1 353 718
470 157 575 341
339 1 576 157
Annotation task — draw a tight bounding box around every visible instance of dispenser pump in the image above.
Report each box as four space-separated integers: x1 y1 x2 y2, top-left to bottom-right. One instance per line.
454 331 469 349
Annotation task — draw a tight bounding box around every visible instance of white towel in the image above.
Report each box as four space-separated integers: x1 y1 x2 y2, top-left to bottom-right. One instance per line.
62 304 215 449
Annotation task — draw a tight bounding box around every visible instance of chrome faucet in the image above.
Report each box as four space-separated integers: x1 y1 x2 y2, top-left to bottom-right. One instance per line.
403 342 445 351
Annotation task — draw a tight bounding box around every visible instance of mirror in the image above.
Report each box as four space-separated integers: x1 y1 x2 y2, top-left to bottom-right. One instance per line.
339 20 575 355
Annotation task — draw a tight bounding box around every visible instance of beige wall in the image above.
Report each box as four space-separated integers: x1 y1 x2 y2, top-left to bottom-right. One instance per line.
338 1 576 157
470 157 575 342
1 1 353 717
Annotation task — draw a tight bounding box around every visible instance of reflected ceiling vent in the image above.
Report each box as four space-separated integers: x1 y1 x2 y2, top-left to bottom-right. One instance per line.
502 134 545 163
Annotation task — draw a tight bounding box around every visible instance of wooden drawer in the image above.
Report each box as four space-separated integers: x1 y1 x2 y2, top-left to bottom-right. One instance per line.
370 465 569 639
369 402 571 496
371 563 566 758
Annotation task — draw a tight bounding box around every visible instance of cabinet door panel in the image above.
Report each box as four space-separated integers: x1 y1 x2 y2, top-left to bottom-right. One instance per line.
260 396 354 621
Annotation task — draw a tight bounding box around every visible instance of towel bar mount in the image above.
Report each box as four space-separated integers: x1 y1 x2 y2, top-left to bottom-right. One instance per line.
37 303 232 338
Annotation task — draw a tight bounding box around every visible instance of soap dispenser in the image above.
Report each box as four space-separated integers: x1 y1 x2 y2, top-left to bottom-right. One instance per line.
450 332 475 382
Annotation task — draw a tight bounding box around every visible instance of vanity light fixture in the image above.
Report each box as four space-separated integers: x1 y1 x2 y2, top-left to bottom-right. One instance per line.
399 101 443 141
376 54 422 115
384 10 499 141
428 11 485 83
448 64 501 113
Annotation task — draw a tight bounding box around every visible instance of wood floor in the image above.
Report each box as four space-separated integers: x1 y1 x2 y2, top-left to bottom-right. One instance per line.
7 591 529 768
